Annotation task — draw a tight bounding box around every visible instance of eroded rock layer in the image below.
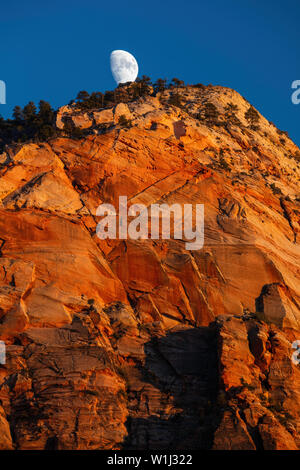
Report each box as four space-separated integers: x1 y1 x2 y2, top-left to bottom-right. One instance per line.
0 85 299 449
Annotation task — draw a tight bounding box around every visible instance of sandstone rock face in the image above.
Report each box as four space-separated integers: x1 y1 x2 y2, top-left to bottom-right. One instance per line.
0 85 300 449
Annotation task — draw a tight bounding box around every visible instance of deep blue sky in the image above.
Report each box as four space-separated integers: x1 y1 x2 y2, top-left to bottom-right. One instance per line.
0 0 299 145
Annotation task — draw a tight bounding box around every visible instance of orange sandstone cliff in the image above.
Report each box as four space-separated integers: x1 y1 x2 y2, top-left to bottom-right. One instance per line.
0 85 299 450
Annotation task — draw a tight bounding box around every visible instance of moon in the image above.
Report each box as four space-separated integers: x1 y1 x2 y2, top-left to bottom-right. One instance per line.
110 50 138 85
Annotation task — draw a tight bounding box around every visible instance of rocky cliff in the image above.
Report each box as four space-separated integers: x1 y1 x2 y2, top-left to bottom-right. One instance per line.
0 84 299 450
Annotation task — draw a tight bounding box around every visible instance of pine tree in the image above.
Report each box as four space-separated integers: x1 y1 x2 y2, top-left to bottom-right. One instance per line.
13 106 24 121
171 78 185 88
245 105 260 129
23 101 37 121
76 91 90 102
224 102 241 126
197 102 219 126
137 75 152 95
38 101 54 122
154 78 167 94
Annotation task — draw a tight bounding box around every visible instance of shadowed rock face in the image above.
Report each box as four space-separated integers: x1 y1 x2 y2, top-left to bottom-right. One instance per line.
125 326 220 450
0 85 300 450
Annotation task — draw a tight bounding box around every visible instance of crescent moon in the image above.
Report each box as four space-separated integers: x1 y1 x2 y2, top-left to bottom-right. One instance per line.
110 50 139 85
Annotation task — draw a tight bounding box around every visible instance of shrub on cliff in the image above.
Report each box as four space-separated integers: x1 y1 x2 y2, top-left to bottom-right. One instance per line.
129 76 153 98
118 114 132 128
168 92 183 108
75 91 105 110
277 128 290 139
197 102 220 126
224 102 241 126
270 182 283 195
245 105 260 130
170 78 185 88
0 100 57 151
219 157 231 172
292 151 300 163
62 117 85 139
153 78 167 94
